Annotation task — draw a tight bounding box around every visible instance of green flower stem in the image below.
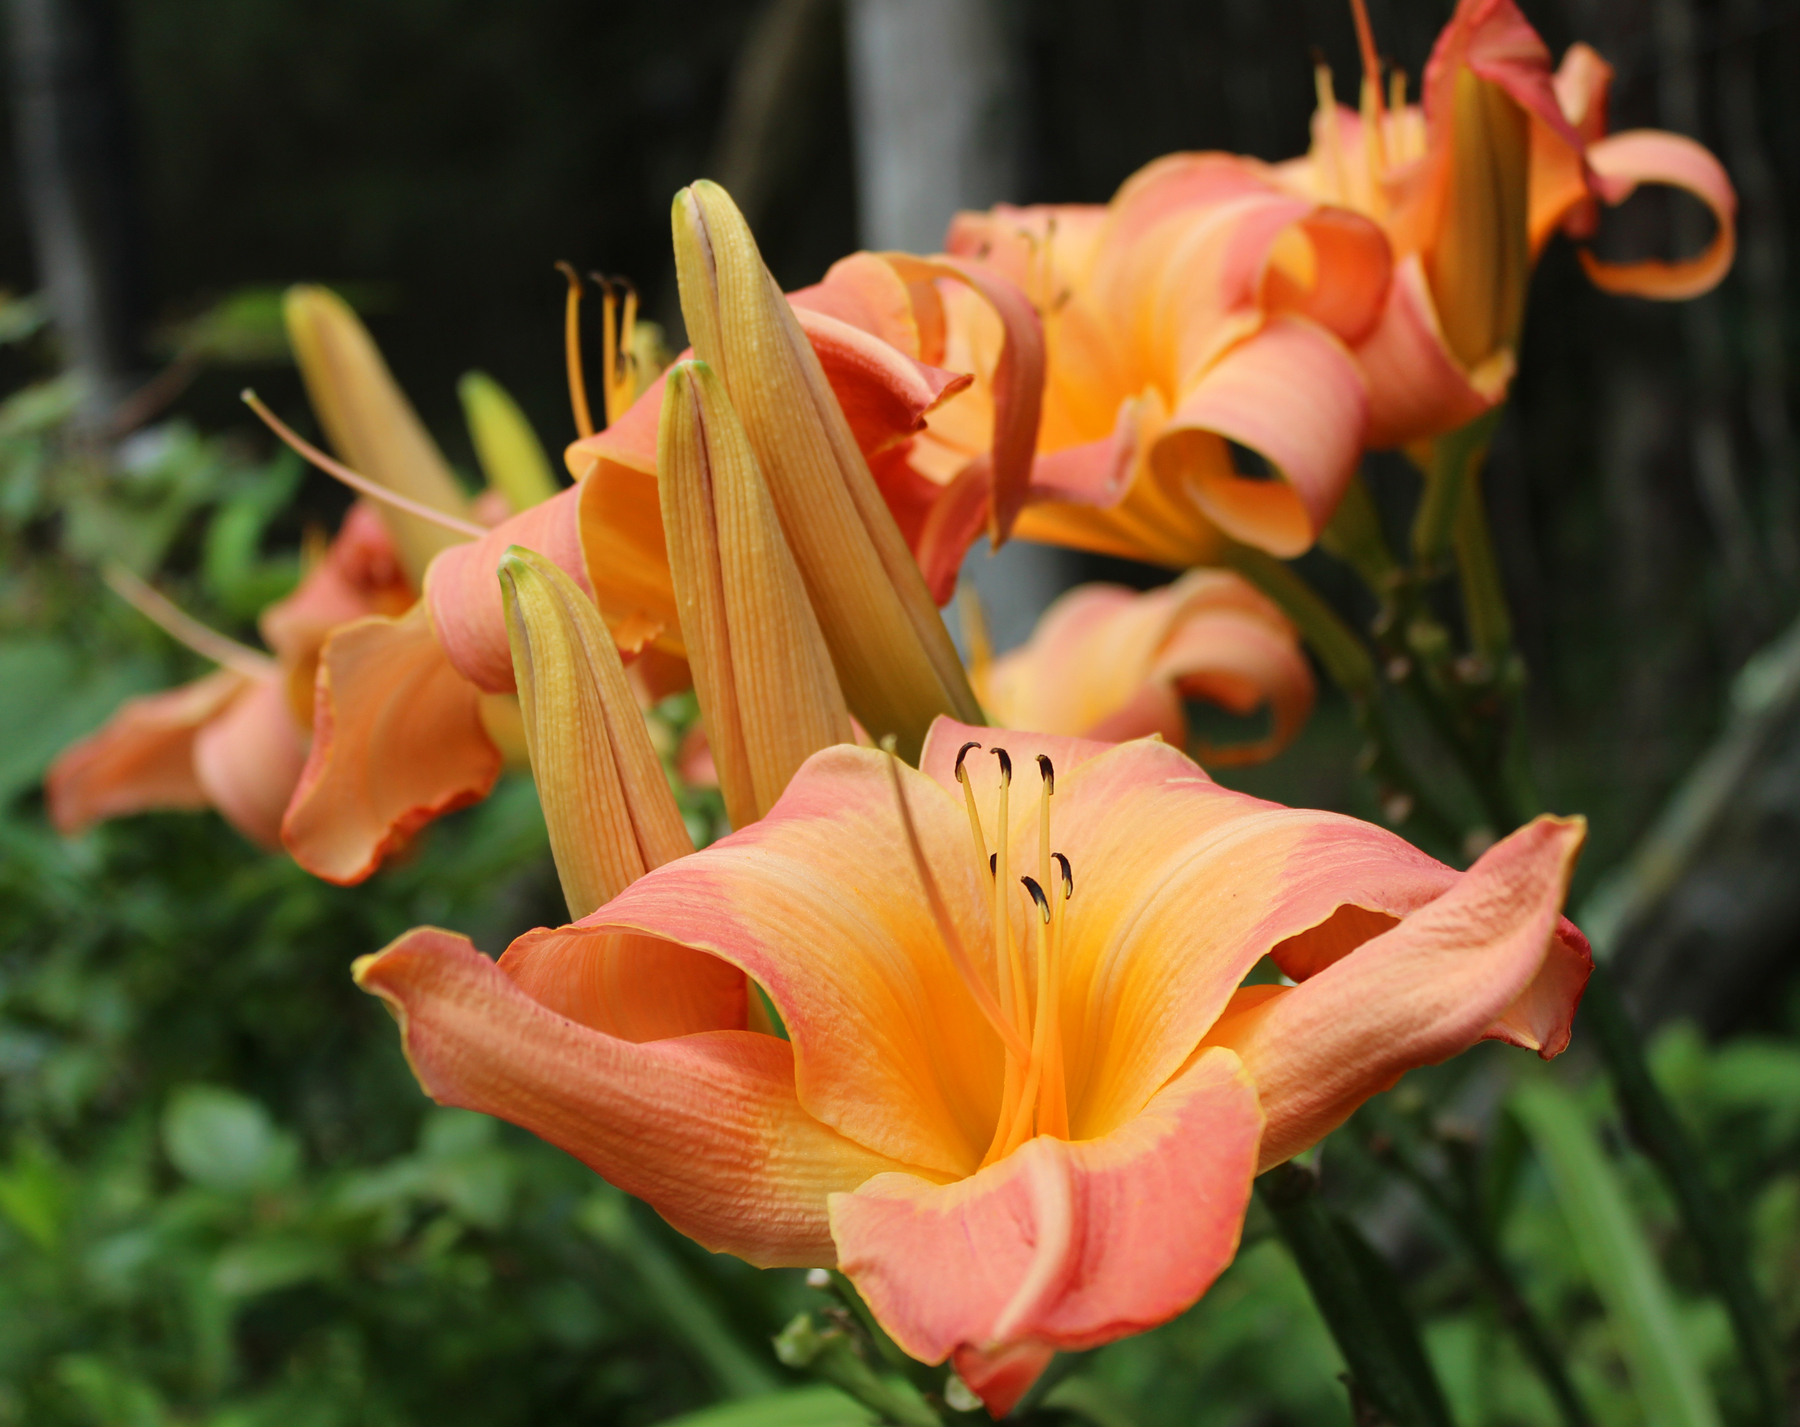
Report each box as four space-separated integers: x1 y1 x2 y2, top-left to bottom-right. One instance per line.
1411 410 1499 573
774 1314 940 1427
1222 543 1464 852
1449 466 1512 662
1256 1163 1457 1427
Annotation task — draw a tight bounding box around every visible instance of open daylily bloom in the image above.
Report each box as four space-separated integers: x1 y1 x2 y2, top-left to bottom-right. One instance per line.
355 717 1588 1413
972 569 1315 765
46 506 410 849
1272 0 1736 446
936 155 1391 562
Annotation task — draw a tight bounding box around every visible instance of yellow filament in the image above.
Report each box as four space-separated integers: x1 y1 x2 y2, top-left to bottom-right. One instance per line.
981 748 1028 1166
598 276 641 428
1038 886 1069 1140
1000 883 1054 1157
556 261 594 439
241 392 486 539
882 743 1028 1062
1390 70 1406 116
1349 0 1385 129
1314 65 1346 204
957 764 990 876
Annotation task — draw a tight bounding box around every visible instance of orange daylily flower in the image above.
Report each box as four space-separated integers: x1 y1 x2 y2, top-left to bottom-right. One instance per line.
46 504 409 849
972 569 1315 765
935 156 1392 563
1272 0 1736 447
355 717 1589 1413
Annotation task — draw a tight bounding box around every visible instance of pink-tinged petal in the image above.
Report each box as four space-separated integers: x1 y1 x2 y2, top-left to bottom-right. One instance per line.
1357 255 1513 448
945 203 1110 299
1528 44 1615 251
1099 153 1285 257
587 747 1004 1176
191 676 307 848
1424 0 1584 158
1206 814 1589 1170
975 571 1314 764
952 1343 1057 1419
829 1046 1262 1412
46 669 247 834
790 251 928 355
355 928 919 1267
1153 316 1368 557
880 255 1046 546
795 305 973 458
499 919 748 1043
1580 130 1737 299
425 484 596 694
907 456 992 607
281 606 501 884
1027 407 1142 510
1261 206 1394 347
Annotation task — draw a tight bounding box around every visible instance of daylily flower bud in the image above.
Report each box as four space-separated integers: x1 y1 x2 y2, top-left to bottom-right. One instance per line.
658 361 855 829
500 546 691 921
283 285 474 582
1425 70 1531 373
458 371 561 514
671 180 982 760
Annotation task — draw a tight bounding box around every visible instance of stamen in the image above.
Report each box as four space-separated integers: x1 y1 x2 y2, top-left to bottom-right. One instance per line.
999 874 1056 1157
555 261 595 439
955 740 990 873
103 564 277 681
989 853 996 877
241 392 486 539
1035 753 1054 797
1036 754 1054 919
1349 0 1385 126
594 273 642 427
992 747 1012 784
1389 69 1405 116
980 741 1029 1167
880 741 1028 1061
1052 851 1072 899
1313 63 1347 203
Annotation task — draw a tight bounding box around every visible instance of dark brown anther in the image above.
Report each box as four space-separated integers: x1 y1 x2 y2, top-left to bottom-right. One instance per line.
955 740 983 782
1036 753 1054 795
1020 876 1051 924
1052 852 1073 899
991 747 1012 784
988 852 996 877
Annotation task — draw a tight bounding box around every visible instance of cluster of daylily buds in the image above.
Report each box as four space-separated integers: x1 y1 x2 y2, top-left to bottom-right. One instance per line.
46 0 1739 1413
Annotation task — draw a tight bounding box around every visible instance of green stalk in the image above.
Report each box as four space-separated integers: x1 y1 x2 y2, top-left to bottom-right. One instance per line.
1256 1164 1457 1427
1411 411 1499 573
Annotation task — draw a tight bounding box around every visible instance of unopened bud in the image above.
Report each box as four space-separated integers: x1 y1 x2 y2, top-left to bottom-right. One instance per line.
283 285 473 582
459 371 560 513
500 546 691 919
658 361 854 829
671 181 982 759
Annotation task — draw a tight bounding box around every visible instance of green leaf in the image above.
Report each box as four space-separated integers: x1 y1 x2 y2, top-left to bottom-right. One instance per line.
656 1385 874 1427
0 639 159 805
211 1234 338 1297
0 1140 67 1250
162 1086 299 1194
1511 1076 1722 1427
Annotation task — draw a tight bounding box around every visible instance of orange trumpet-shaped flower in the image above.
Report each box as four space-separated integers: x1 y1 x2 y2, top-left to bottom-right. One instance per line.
972 570 1315 765
1273 0 1736 446
46 505 410 849
355 717 1589 1413
934 157 1392 563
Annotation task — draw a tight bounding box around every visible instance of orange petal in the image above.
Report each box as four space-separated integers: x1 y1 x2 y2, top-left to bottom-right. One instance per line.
46 669 247 834
792 304 972 457
355 927 916 1267
281 604 501 884
829 1046 1262 1412
1579 130 1737 299
1206 814 1590 1170
1356 254 1513 448
425 484 597 694
588 745 1006 1177
977 570 1315 764
1152 316 1368 557
192 676 308 848
878 255 1045 545
261 502 414 725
